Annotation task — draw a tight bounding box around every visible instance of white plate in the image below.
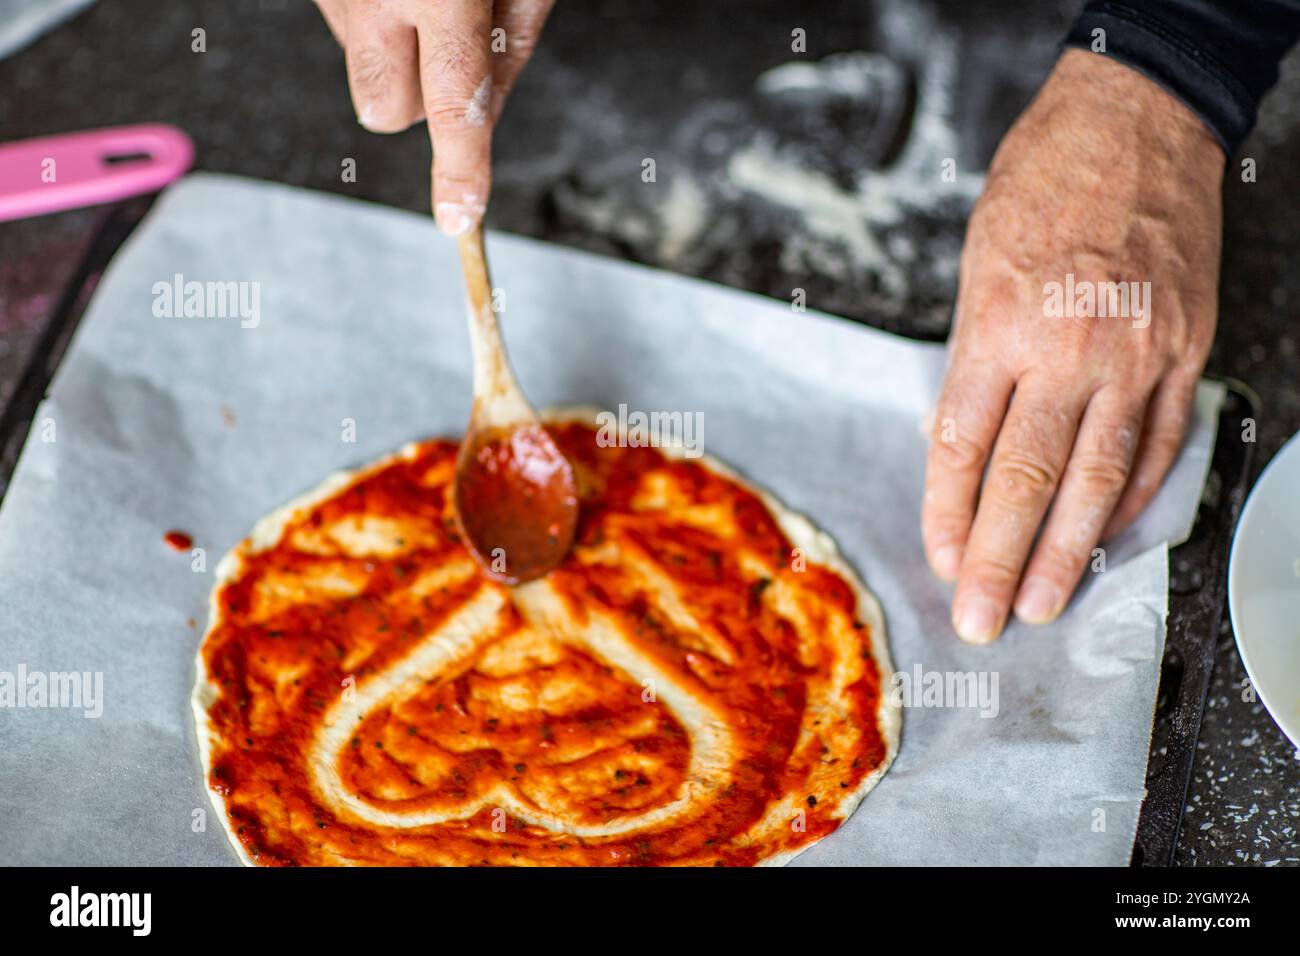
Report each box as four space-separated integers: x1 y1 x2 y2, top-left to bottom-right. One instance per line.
1228 430 1300 751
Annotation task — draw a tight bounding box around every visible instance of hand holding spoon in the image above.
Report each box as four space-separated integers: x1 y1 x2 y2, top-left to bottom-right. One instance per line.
451 226 578 585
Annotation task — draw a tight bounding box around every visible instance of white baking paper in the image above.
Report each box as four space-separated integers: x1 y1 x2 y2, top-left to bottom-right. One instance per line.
0 0 95 61
0 174 1223 865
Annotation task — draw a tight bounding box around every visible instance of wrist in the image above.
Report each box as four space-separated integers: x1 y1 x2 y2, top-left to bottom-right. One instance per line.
997 49 1224 193
1056 49 1222 156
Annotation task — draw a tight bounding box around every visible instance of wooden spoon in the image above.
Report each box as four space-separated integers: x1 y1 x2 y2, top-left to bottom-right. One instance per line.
451 225 578 585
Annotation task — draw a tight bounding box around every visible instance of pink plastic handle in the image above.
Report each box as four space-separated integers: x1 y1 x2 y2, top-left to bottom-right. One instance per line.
0 124 194 222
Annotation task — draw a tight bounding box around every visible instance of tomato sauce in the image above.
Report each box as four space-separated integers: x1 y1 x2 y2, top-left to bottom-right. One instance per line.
164 530 193 551
198 422 889 866
453 422 577 584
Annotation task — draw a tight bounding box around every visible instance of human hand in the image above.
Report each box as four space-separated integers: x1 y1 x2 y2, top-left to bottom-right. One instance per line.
313 0 555 234
923 49 1225 643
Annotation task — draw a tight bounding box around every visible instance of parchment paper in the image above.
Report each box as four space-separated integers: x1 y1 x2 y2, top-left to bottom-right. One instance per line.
0 174 1223 865
0 0 95 60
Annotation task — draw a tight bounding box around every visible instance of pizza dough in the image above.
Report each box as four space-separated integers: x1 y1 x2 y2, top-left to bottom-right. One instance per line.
193 409 899 866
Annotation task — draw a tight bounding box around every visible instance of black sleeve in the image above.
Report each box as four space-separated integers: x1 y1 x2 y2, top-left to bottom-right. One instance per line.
1064 0 1300 153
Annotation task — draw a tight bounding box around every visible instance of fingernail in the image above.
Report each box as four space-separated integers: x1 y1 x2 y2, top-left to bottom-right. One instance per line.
435 202 480 237
357 104 379 131
932 544 962 580
953 594 1003 644
1015 577 1061 624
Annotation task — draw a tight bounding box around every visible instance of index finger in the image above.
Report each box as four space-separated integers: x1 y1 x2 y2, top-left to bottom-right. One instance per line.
416 1 494 235
922 354 1015 581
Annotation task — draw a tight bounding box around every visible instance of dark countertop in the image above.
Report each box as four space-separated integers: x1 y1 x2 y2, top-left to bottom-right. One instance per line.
1 0 1296 864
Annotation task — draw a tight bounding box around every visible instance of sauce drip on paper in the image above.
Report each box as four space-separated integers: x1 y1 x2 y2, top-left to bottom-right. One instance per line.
164 530 193 551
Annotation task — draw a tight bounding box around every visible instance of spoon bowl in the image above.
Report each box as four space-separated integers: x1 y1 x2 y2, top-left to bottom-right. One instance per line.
451 227 578 584
454 421 578 585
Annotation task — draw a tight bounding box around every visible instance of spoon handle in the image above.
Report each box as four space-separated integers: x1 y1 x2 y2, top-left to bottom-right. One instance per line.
457 226 534 425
